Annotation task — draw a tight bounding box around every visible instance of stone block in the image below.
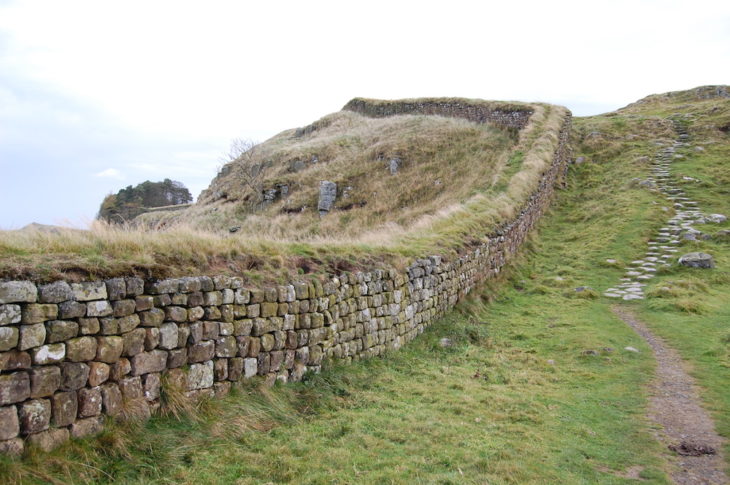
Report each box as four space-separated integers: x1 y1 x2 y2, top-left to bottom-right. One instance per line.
204 306 222 320
27 427 69 452
66 336 97 362
171 293 188 305
165 306 187 323
29 366 61 397
204 291 223 306
247 337 261 357
130 350 168 376
19 398 51 434
260 302 278 318
86 300 112 318
122 328 146 357
179 276 202 293
236 336 250 357
51 391 77 427
228 357 244 381
31 343 65 365
39 281 74 304
0 350 31 372
117 314 141 333
45 320 79 343
71 281 107 301
188 306 204 322
119 376 144 400
142 373 161 401
96 336 124 364
109 358 131 381
125 277 144 296
0 437 23 456
256 353 270 375
0 281 37 304
214 359 228 381
188 292 204 307
0 304 21 325
88 362 110 387
78 386 102 418
135 295 154 312
215 336 237 358
144 327 160 350
78 317 100 335
139 308 165 327
187 361 214 390
105 278 126 301
58 300 86 319
158 322 178 349
99 317 118 335
101 383 122 416
177 325 190 348
167 348 187 368
0 372 30 405
188 340 214 363
243 358 257 378
270 351 284 373
260 334 275 352
112 299 137 317
18 323 46 350
146 278 179 295
22 304 58 325
0 327 19 352
70 416 104 438
60 362 89 390
0 406 19 440
233 319 253 336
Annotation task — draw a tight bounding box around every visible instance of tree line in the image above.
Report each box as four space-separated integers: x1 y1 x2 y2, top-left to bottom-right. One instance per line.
98 179 192 224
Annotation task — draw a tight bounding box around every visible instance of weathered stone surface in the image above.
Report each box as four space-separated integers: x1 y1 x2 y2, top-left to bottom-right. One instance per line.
100 383 122 416
125 277 144 297
135 295 154 312
159 322 179 350
70 416 104 438
71 281 107 301
260 333 275 352
131 350 168 376
31 343 65 365
0 406 19 440
228 357 244 381
0 304 21 325
51 391 77 427
66 337 97 362
214 359 228 381
86 300 113 318
187 360 214 390
146 278 180 295
0 281 37 304
109 358 131 381
96 336 124 364
112 299 137 317
203 321 219 339
165 306 188 323
318 180 337 216
188 340 214 363
188 306 204 322
77 386 102 417
22 304 58 324
105 278 126 301
29 366 61 397
27 427 69 452
88 362 110 387
100 317 118 335
119 376 143 399
0 437 23 456
144 327 160 350
679 252 715 269
18 323 46 350
46 320 79 343
0 327 19 352
215 336 237 358
142 373 161 401
122 328 146 356
139 308 165 327
244 358 257 378
0 372 30 406
0 350 31 371
117 314 141 333
61 362 89 390
58 300 87 319
19 398 51 433
39 281 74 304
167 348 187 368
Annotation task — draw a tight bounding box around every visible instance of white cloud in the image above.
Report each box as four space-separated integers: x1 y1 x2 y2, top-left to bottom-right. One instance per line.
94 168 124 180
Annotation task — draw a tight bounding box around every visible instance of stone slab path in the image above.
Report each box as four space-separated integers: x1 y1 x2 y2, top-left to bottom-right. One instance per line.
603 120 717 300
612 306 728 484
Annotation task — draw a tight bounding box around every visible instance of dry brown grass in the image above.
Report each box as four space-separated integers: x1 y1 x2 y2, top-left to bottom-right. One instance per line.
0 99 569 282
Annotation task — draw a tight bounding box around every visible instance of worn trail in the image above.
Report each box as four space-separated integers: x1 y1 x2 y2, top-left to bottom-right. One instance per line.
612 306 728 484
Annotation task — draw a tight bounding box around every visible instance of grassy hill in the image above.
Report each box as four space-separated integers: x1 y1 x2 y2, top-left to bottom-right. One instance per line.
0 98 567 283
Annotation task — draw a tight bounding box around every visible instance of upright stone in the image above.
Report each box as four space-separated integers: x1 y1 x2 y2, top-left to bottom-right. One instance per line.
318 181 337 216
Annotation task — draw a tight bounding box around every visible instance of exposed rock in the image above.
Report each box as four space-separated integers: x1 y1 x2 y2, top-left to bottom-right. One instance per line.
38 281 74 304
31 344 65 365
389 157 401 174
46 320 79 343
187 360 214 390
18 324 46 350
71 281 107 301
27 427 69 452
51 391 78 426
705 213 727 224
0 405 19 440
318 181 337 216
0 327 19 352
0 281 37 304
678 252 715 269
19 398 51 433
0 304 21 325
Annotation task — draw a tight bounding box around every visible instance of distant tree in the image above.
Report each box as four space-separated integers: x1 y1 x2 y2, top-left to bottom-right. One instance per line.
97 179 192 224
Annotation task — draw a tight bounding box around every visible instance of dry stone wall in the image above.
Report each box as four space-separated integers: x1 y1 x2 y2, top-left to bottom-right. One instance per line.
0 104 571 455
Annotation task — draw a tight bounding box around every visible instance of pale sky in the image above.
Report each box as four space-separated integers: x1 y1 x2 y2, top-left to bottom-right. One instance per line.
0 0 728 228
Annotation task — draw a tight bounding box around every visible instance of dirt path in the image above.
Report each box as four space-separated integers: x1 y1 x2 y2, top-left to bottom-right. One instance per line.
612 305 728 484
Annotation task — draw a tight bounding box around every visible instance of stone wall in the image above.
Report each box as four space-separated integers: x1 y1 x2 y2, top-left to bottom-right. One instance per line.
343 98 534 130
0 106 571 455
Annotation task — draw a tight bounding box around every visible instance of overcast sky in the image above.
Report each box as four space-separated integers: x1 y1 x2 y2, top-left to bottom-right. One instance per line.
0 0 728 229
